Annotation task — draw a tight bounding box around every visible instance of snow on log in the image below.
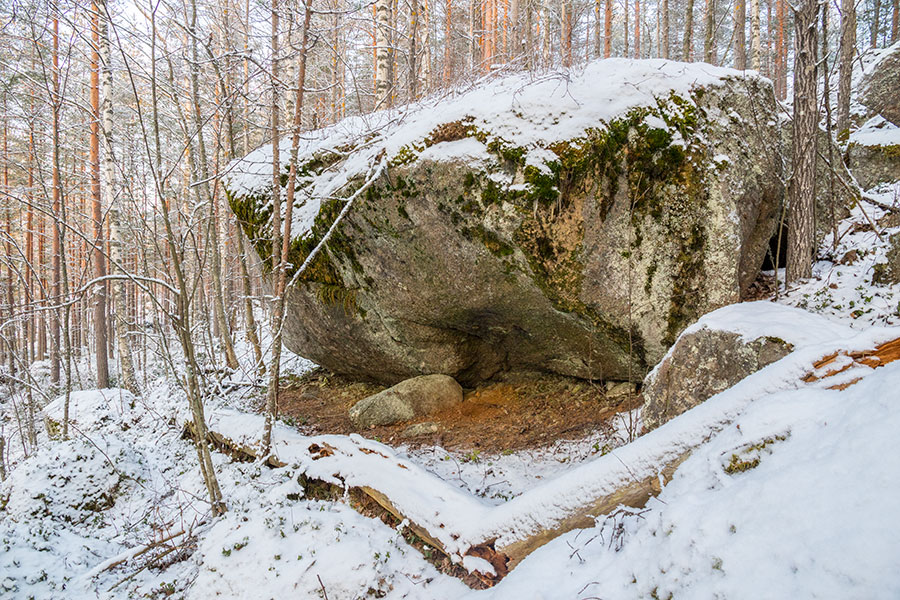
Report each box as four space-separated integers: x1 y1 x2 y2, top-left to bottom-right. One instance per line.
189 327 900 587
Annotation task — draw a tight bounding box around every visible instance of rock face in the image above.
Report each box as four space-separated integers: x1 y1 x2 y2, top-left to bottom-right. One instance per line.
349 374 463 427
227 60 783 385
873 232 900 286
847 116 900 190
640 327 793 432
861 41 900 127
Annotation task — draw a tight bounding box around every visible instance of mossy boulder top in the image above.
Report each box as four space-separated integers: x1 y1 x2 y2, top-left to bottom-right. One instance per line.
225 59 782 385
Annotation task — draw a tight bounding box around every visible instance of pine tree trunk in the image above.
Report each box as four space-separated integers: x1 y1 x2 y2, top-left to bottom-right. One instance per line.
892 0 898 41
871 0 881 47
703 0 715 63
634 0 641 57
683 0 694 60
837 0 855 133
786 0 819 283
735 0 747 68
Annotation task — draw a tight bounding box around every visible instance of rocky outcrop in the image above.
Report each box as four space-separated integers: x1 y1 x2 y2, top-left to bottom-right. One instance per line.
227 60 783 385
873 232 900 286
847 116 900 189
641 328 793 432
861 41 900 127
349 374 463 428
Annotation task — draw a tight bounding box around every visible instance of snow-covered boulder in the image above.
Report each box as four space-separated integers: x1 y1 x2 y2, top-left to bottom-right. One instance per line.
226 60 782 385
641 303 853 432
861 41 900 127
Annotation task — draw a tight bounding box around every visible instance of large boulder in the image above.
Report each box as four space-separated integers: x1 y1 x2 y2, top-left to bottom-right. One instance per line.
226 59 782 385
640 303 853 431
861 41 900 127
349 374 463 428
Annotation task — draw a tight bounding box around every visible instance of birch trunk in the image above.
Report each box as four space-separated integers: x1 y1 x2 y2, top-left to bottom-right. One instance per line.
751 0 762 70
98 0 138 395
90 0 110 389
375 0 393 107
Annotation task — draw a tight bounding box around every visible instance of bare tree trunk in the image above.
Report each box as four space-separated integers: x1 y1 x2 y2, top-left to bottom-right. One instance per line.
871 0 881 47
786 0 818 283
410 0 419 100
184 4 240 372
735 0 747 68
634 0 641 57
775 0 786 98
683 0 694 60
703 0 716 63
837 0 856 133
605 0 612 57
50 17 61 388
148 0 225 516
751 0 762 69
661 0 669 58
90 0 110 389
375 0 394 107
263 0 313 456
99 0 138 395
892 0 898 41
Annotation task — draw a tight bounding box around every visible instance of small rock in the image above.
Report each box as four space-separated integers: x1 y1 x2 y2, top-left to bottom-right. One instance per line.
605 381 637 399
349 374 463 428
838 249 859 265
402 422 440 438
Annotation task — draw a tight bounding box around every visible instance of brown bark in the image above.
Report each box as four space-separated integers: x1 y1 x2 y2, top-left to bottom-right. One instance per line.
605 0 612 57
634 0 640 57
786 0 819 283
837 0 856 133
683 0 694 60
735 0 746 68
704 0 716 63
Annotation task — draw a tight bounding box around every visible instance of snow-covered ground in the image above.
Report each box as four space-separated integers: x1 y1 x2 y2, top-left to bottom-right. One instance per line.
3 188 899 598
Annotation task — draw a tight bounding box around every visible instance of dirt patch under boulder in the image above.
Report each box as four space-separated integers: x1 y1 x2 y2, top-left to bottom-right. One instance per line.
277 369 641 453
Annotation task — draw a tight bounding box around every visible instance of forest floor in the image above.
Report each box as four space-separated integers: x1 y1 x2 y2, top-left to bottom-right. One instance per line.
277 370 641 453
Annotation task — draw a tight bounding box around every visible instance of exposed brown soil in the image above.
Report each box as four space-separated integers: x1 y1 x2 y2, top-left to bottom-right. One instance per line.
277 369 642 453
